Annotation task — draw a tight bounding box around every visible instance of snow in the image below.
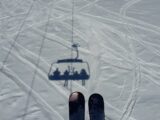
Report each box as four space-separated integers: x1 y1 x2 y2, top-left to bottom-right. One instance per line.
0 0 160 120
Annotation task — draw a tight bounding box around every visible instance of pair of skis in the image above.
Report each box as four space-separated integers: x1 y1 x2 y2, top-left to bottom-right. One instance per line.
69 92 105 120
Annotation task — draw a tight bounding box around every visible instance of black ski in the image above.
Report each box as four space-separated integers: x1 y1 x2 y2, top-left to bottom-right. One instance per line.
69 92 85 120
89 93 105 120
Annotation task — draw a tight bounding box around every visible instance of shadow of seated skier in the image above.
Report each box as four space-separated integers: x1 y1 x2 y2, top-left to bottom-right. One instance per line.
80 69 89 80
52 68 61 80
79 69 89 85
63 69 69 86
72 71 79 80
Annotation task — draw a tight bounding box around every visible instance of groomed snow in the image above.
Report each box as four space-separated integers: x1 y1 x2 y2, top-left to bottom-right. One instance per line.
0 0 160 120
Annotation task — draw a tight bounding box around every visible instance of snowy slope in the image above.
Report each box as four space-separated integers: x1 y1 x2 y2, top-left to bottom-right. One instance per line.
0 0 160 120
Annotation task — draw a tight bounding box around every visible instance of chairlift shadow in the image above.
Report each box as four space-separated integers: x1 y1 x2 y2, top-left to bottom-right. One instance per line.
48 44 90 86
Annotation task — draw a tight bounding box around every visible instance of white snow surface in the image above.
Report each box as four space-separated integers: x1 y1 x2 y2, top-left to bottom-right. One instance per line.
0 0 160 120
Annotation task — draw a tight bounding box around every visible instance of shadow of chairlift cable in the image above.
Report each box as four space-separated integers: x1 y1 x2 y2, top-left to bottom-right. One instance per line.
48 44 90 87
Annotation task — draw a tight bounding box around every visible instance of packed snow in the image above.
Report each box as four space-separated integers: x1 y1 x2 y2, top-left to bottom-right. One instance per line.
0 0 160 120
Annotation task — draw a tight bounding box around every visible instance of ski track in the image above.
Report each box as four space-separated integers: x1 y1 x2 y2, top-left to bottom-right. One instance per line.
119 0 160 58
1 0 160 120
2 44 72 96
0 0 63 70
17 12 160 60
4 2 160 44
0 0 36 70
0 0 62 21
101 57 160 88
104 101 137 120
119 0 142 120
21 4 52 120
0 0 98 72
94 3 160 35
2 0 159 60
98 20 160 59
87 23 135 63
0 12 28 21
0 66 64 120
79 11 160 37
0 0 13 16
60 21 89 43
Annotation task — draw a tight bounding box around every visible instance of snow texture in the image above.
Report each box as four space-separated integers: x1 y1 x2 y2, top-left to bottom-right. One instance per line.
0 0 160 120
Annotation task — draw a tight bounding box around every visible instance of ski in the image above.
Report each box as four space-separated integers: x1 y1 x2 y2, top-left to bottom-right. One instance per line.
89 93 105 120
69 92 85 120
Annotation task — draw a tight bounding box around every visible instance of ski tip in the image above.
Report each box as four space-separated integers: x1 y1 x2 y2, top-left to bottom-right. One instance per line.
89 93 104 110
69 91 84 102
89 93 104 100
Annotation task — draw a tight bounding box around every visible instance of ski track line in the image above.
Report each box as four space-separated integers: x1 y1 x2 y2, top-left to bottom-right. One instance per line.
101 57 160 90
4 35 160 77
100 43 133 64
32 26 91 55
2 46 67 120
79 12 160 37
134 38 160 57
1 3 94 56
0 67 65 120
121 0 160 89
85 18 131 55
120 0 160 57
119 0 142 120
1 0 160 72
90 26 132 62
0 12 28 21
6 0 99 36
0 93 22 102
95 3 160 36
101 63 129 101
100 20 160 59
99 29 133 58
141 66 160 79
0 0 36 70
60 21 89 43
3 22 91 78
0 0 62 21
3 41 69 99
81 12 160 58
0 59 158 119
20 108 41 118
22 4 52 119
101 56 135 71
0 0 63 71
118 79 127 100
104 101 137 120
138 60 160 68
141 67 160 87
0 0 14 16
144 72 160 87
126 66 141 120
141 40 160 50
14 42 50 67
101 58 160 88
